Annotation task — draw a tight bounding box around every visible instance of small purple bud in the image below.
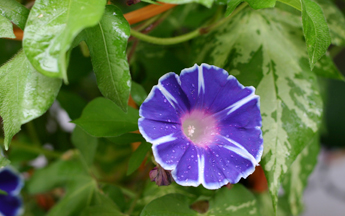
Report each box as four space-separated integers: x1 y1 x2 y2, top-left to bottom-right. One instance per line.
149 165 173 186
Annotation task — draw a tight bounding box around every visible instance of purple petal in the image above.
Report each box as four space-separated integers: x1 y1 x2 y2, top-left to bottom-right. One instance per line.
219 128 263 162
215 96 261 129
153 137 191 170
0 168 23 196
213 135 259 180
202 148 229 189
209 76 256 114
0 194 22 216
139 86 181 123
138 118 180 142
179 64 229 110
171 144 200 187
158 73 190 114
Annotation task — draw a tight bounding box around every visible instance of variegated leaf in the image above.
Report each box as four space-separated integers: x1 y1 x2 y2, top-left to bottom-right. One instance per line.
192 8 323 211
281 135 320 215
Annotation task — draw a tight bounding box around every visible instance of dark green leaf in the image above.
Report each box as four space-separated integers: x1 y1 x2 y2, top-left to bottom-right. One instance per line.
102 185 127 212
23 0 106 80
0 156 9 168
0 15 15 38
71 126 98 166
131 81 148 106
158 0 214 8
82 191 124 216
140 193 196 216
282 135 320 215
139 182 194 207
127 142 151 175
315 0 345 46
107 133 144 145
192 8 323 212
72 97 139 137
0 51 61 150
83 5 131 112
301 0 331 69
0 0 29 30
57 90 87 120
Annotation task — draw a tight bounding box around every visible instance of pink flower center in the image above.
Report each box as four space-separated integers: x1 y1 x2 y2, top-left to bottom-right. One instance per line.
182 110 218 147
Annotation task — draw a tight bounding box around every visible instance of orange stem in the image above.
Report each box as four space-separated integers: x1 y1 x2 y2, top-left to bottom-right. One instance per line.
124 2 176 25
10 3 176 41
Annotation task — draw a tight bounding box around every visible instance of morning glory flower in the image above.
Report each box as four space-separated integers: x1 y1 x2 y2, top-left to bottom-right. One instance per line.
0 167 24 216
139 64 263 189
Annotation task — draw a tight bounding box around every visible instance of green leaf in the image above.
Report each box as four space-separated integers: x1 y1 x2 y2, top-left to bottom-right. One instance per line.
0 15 15 38
255 193 290 216
246 0 276 9
314 0 345 46
281 135 320 215
192 7 323 212
225 0 242 16
127 142 151 175
226 0 276 16
28 158 111 216
278 0 301 10
141 185 259 216
0 156 9 168
139 182 195 207
72 97 139 137
81 205 124 216
207 185 260 216
107 133 145 145
47 177 97 216
71 126 98 166
158 0 214 8
83 5 131 112
0 0 29 30
300 0 331 69
81 192 124 216
140 193 196 216
0 51 62 150
23 0 107 81
131 81 148 106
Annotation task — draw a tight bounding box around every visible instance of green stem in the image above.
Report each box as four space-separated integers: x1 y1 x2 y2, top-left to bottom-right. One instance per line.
130 3 248 45
0 138 62 159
